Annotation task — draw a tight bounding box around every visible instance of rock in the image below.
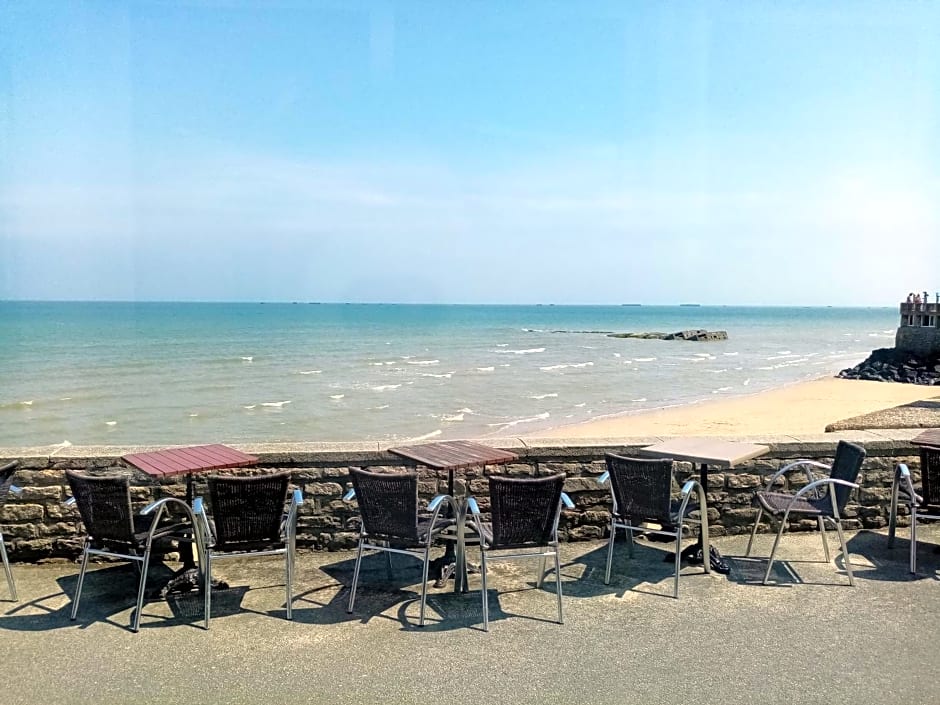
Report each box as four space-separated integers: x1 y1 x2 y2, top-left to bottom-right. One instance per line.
607 329 728 342
838 347 940 386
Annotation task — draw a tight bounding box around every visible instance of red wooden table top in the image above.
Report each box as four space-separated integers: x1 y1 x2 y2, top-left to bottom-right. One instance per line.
912 429 940 449
122 444 258 478
387 440 518 471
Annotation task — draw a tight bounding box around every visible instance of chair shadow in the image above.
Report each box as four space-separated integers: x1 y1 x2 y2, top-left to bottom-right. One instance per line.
0 562 209 632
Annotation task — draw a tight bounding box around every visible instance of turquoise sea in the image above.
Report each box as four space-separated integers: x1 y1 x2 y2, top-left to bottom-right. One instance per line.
0 302 896 447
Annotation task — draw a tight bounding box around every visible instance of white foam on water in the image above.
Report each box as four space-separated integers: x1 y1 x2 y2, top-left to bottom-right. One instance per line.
420 372 453 379
261 400 291 407
631 397 647 402
189 413 198 417
371 404 390 410
330 394 345 400
712 387 733 393
723 352 739 356
456 407 475 414
241 356 253 362
299 370 322 375
60 397 72 401
105 421 117 426
243 404 257 409
613 353 621 358
522 328 545 332
408 429 442 442
19 400 33 406
487 411 550 428
499 364 511 368
476 366 495 372
766 353 799 360
539 362 594 371
633 357 656 362
407 359 440 366
442 413 464 422
372 384 402 391
574 403 586 407
494 347 545 355
743 379 751 385
529 393 558 399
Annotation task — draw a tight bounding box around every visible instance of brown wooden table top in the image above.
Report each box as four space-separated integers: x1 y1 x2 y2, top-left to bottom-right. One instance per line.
122 444 259 478
640 438 769 469
387 440 519 471
912 429 940 449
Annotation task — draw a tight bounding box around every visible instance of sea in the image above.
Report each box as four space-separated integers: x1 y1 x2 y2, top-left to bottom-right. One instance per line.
0 302 897 448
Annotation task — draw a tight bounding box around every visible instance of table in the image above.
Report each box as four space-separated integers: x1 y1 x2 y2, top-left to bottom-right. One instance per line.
388 440 519 592
640 438 769 573
911 429 940 450
122 444 259 591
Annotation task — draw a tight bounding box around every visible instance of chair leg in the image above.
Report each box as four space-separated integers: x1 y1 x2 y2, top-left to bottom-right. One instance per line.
347 538 365 613
285 544 294 621
480 549 489 632
131 552 151 632
832 519 855 587
604 519 616 585
203 553 212 630
817 517 831 563
554 548 563 624
673 530 682 599
762 517 787 585
746 507 763 557
536 555 547 588
70 543 91 620
0 533 17 601
626 521 634 558
419 544 431 627
385 547 394 581
910 508 918 575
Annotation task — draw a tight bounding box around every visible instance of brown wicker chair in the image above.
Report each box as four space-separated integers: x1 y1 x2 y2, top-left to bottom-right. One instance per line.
598 454 710 599
888 445 940 573
193 471 301 628
65 469 199 631
1 460 23 600
465 474 573 631
344 467 456 627
746 440 866 585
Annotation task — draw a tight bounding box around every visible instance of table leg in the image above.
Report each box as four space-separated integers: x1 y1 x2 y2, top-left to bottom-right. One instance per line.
691 463 729 574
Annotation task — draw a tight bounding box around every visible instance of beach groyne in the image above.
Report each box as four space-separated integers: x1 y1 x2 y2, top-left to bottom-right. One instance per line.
0 432 925 561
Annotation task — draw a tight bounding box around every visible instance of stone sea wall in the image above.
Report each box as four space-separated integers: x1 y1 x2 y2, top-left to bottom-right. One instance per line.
0 431 927 561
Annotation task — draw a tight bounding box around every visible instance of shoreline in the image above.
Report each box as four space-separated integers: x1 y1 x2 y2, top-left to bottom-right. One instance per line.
526 376 940 438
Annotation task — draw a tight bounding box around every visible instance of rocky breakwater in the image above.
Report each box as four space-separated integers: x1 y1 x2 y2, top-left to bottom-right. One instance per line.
838 347 940 385
607 329 728 341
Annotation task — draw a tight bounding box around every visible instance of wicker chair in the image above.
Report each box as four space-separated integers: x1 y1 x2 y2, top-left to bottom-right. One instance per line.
65 469 200 632
344 467 455 627
193 471 301 628
598 454 710 599
888 445 940 573
465 474 573 631
746 440 866 586
1 460 23 600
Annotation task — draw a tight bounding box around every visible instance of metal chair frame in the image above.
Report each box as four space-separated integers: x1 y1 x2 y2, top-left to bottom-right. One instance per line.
193 473 302 629
465 474 574 632
887 453 940 574
746 444 863 586
66 469 200 632
597 455 710 599
343 468 456 627
1 460 23 601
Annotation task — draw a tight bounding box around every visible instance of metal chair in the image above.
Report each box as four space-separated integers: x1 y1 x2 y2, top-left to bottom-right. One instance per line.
193 471 301 629
746 440 866 585
344 467 455 627
65 469 200 632
465 473 574 631
1 460 24 600
888 444 940 573
598 454 710 599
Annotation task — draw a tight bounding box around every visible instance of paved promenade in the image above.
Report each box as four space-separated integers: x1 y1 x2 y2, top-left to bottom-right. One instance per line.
2 528 939 705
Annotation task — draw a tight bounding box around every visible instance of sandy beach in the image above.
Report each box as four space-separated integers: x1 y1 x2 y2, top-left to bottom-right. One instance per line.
533 376 940 438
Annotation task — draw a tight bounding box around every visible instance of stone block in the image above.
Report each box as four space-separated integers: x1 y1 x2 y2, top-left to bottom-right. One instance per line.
0 504 44 522
304 482 343 497
725 474 762 489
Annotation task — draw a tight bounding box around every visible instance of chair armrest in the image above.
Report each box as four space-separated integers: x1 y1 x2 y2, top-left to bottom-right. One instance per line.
466 497 481 516
63 497 76 507
791 477 859 518
192 496 215 545
597 471 610 485
894 463 921 504
765 460 831 490
141 496 193 516
139 497 200 545
426 494 457 529
677 479 707 519
343 487 356 501
560 492 575 509
282 489 303 541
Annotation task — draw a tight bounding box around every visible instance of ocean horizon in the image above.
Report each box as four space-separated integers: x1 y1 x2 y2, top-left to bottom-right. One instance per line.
0 301 896 447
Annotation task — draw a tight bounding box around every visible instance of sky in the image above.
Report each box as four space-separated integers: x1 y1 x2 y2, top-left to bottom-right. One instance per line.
1 1 938 306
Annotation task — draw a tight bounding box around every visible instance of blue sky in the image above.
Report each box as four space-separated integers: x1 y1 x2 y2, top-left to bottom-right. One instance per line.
1 1 938 305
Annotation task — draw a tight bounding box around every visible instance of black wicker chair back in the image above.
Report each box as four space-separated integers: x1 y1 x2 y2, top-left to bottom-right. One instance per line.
65 470 136 546
919 447 940 506
816 441 866 515
604 454 674 524
488 474 565 550
0 461 18 504
350 468 419 542
208 472 290 549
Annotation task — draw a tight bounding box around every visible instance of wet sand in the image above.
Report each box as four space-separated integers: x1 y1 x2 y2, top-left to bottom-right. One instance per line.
532 377 940 438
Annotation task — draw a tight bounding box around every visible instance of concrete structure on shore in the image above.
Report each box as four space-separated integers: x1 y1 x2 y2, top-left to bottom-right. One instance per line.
898 299 940 357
